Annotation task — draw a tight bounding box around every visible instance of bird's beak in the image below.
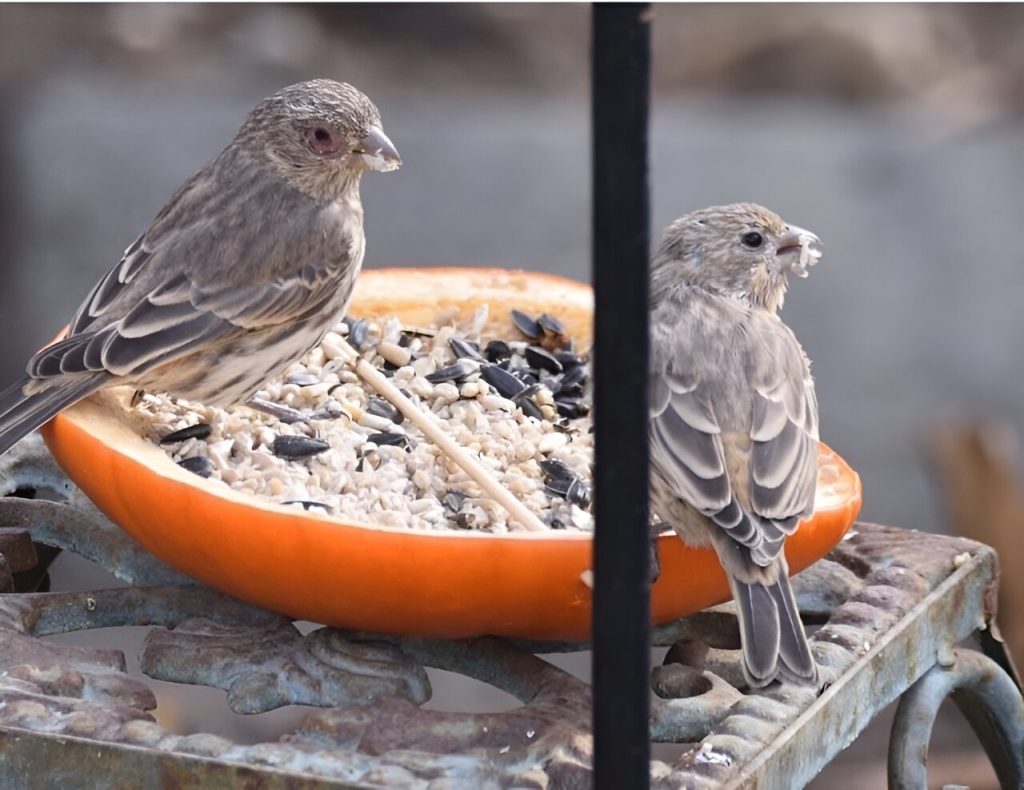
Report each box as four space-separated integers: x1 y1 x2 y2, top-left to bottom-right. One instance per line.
352 126 402 172
775 224 822 278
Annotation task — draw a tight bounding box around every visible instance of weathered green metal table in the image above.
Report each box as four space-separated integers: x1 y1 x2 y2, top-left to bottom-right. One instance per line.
0 435 1020 788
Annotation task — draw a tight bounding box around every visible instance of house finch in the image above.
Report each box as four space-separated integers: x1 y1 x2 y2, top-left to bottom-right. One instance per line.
0 79 400 456
649 203 823 688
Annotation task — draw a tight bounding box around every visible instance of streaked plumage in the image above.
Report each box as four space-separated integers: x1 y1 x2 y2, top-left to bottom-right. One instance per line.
649 202 823 687
0 79 400 456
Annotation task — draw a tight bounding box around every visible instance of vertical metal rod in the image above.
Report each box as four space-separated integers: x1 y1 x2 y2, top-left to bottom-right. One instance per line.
591 4 652 789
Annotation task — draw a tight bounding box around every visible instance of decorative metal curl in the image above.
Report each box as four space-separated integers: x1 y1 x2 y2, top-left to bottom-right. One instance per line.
888 648 1024 790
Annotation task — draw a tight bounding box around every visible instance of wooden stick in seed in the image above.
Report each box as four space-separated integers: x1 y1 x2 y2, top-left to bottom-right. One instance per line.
334 335 549 533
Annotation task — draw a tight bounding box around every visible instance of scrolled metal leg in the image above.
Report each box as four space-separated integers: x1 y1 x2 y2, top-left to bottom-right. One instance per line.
887 647 1024 790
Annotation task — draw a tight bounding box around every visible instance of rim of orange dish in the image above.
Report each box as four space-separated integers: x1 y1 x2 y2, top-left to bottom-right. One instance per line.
41 267 862 640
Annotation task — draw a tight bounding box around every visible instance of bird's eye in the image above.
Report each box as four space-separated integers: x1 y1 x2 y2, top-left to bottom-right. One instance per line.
307 127 341 156
741 231 764 249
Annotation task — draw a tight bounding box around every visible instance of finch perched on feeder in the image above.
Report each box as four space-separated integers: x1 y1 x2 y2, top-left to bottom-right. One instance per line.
0 79 400 456
648 203 823 687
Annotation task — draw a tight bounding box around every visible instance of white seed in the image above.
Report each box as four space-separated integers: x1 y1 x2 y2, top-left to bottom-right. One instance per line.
538 432 568 454
378 341 411 367
479 394 515 412
434 383 460 405
320 332 350 361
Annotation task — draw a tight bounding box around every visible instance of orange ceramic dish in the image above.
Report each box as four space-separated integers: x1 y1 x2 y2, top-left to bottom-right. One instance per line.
41 268 862 640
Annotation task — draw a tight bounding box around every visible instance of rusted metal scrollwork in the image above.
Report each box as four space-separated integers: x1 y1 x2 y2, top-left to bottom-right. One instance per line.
0 434 1020 788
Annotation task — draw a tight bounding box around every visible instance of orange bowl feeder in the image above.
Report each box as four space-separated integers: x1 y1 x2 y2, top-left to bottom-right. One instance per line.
41 267 862 641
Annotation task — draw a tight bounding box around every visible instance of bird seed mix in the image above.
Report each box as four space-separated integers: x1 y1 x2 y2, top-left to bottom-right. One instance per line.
136 306 595 532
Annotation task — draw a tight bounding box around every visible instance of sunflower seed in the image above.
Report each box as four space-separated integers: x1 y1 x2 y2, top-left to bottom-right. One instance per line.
507 367 539 388
283 500 332 513
540 458 574 483
442 489 470 513
524 345 563 374
426 360 479 384
343 318 371 351
160 423 212 444
556 398 584 419
367 432 410 449
178 456 213 478
479 364 526 398
484 339 512 362
566 478 592 509
366 396 403 425
510 309 542 339
557 365 588 395
272 435 330 459
449 337 485 362
555 351 585 370
517 397 544 420
537 313 566 337
247 397 306 424
285 373 320 387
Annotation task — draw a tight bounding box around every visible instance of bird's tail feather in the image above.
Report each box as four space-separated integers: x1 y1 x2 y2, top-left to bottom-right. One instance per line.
0 375 106 456
731 571 817 688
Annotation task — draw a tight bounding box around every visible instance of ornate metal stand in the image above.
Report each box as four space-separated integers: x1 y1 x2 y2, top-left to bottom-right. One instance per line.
0 434 1020 788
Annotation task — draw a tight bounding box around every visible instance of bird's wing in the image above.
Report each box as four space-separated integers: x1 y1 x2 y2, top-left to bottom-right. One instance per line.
32 171 360 381
649 367 752 544
650 306 818 567
747 321 819 538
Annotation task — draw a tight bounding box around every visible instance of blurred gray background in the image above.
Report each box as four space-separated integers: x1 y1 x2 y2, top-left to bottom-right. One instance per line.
3 3 1024 533
2 5 1022 785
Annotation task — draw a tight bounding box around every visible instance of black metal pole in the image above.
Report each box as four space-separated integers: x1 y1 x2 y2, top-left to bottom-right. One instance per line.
591 4 652 789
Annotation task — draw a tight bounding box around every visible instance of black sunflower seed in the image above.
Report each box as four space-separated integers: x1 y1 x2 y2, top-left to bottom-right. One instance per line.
540 458 574 484
537 313 566 337
426 361 478 384
566 478 592 509
285 373 320 387
517 397 544 420
367 432 410 449
160 423 212 444
484 339 512 362
480 364 526 398
508 366 539 386
366 396 403 425
557 365 588 395
272 435 330 459
284 500 332 513
555 398 583 419
442 490 470 512
510 309 542 339
555 351 585 370
524 345 563 374
449 337 485 362
344 318 371 351
177 456 213 478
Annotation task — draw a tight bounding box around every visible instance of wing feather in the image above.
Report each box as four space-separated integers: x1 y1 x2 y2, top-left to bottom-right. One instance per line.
29 161 359 387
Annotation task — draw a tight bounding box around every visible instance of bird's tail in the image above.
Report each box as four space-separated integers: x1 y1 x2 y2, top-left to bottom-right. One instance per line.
730 568 817 689
0 375 106 457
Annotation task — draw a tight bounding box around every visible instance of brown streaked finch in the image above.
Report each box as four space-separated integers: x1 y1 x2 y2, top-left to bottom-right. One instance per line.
0 79 400 455
649 203 823 688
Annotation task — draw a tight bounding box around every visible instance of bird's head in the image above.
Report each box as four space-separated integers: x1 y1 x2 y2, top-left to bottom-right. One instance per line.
651 203 822 313
240 79 401 198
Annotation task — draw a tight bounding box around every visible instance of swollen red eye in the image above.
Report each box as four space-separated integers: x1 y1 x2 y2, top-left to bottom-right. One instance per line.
308 127 340 156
